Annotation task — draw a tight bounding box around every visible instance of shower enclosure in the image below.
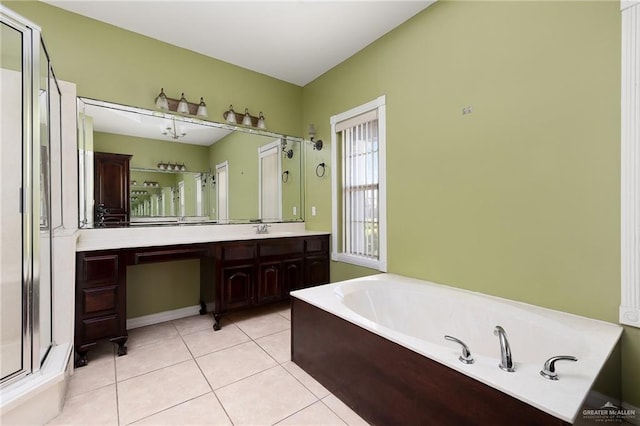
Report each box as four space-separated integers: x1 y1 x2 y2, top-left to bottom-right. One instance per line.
1 6 61 386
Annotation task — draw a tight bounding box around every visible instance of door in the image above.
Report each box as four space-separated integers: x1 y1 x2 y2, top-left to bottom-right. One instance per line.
216 161 229 223
258 140 282 221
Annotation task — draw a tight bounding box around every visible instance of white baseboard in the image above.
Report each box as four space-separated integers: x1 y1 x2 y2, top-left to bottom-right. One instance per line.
127 304 206 330
584 390 639 425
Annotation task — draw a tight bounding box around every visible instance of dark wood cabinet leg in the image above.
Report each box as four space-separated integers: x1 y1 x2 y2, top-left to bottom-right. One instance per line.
199 300 207 315
213 313 221 331
112 336 128 356
75 350 89 368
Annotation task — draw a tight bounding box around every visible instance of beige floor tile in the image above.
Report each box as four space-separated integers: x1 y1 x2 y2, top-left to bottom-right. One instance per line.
182 323 249 358
215 365 317 425
282 361 331 399
196 341 277 389
117 360 210 425
172 313 214 336
116 335 192 381
277 400 347 425
277 307 291 320
127 322 179 350
255 328 291 363
66 352 115 398
132 392 231 426
47 384 117 425
232 312 290 340
322 395 370 426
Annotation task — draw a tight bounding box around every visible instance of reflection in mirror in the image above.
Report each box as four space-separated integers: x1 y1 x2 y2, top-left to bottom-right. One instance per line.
77 97 304 227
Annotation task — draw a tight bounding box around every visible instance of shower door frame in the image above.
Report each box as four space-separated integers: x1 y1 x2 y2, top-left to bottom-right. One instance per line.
1 6 50 387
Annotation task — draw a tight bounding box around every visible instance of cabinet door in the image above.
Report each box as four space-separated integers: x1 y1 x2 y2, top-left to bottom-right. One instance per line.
304 255 330 288
283 258 304 293
221 264 254 310
257 261 282 304
94 152 131 223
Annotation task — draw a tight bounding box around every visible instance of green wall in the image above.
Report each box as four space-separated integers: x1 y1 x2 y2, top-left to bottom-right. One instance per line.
6 0 638 409
302 0 636 407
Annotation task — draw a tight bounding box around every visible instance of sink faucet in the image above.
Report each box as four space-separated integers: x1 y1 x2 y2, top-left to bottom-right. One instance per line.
254 224 271 234
494 325 515 372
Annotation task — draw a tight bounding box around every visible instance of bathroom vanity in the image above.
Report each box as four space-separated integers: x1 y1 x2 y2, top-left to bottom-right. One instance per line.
75 227 329 367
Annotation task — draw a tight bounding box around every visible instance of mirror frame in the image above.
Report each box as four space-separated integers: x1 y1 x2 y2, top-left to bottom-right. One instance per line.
77 97 306 228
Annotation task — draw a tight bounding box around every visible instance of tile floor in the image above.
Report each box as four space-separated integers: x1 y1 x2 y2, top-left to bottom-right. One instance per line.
49 303 369 426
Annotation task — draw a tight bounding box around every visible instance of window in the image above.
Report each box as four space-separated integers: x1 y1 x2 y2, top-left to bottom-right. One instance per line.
331 96 387 271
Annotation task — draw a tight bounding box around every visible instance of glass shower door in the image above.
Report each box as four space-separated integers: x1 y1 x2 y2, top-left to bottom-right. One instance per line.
0 19 26 382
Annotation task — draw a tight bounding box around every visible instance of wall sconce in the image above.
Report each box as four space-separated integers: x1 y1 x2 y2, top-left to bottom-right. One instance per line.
154 88 208 118
308 124 323 151
281 140 294 159
224 105 237 124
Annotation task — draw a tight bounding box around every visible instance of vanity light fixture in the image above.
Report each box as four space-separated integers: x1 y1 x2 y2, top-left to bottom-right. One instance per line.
162 117 187 140
155 88 169 110
308 124 323 151
196 97 208 118
257 112 266 129
177 93 190 114
242 108 252 126
224 105 237 124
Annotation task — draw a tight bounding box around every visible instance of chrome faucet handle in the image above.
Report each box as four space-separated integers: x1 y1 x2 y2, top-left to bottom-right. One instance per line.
540 356 578 380
444 335 474 364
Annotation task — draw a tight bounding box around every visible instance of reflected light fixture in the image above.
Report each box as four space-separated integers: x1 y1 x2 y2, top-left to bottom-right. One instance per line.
162 118 187 140
224 105 237 124
197 97 208 118
242 108 252 126
177 93 190 114
308 123 323 150
155 88 169 110
257 112 266 129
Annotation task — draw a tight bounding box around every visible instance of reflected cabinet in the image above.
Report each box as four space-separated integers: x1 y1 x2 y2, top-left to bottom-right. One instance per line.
75 234 329 365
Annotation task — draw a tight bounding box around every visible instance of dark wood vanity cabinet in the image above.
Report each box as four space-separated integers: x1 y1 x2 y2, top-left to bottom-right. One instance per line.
94 152 131 224
75 249 127 367
75 234 330 363
209 235 329 329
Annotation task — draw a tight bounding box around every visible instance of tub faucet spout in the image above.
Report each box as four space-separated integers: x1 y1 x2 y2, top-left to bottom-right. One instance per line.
494 325 515 372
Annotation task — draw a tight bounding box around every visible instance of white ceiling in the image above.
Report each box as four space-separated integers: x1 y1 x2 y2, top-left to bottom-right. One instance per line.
43 0 435 86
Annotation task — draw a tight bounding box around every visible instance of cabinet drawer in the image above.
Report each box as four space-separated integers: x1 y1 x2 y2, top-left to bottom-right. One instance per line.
305 237 328 253
80 314 122 341
259 239 304 257
221 244 255 261
78 254 120 288
82 286 117 315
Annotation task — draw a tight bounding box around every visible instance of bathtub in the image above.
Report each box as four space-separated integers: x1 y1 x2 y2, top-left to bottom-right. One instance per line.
290 274 622 425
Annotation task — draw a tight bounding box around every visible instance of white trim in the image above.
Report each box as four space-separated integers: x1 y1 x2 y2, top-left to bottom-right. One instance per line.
330 95 387 272
622 0 639 11
621 1 640 328
126 304 203 330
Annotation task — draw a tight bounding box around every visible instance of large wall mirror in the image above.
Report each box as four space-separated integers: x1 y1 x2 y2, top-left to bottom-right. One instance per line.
77 97 304 228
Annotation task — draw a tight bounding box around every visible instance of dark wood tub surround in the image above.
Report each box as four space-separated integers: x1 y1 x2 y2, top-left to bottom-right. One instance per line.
291 298 570 426
75 234 329 367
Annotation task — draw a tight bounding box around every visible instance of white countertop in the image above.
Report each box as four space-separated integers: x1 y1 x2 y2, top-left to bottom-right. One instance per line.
76 222 329 251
